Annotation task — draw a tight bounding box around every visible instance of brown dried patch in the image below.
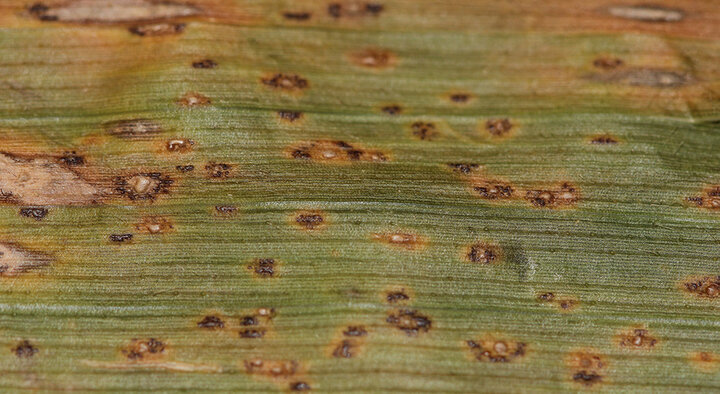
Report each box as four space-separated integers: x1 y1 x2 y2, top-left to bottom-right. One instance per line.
261 73 308 92
105 119 162 139
283 12 311 21
381 104 402 115
484 118 514 137
447 163 480 175
135 216 174 234
197 315 225 330
247 258 277 279
192 59 217 69
686 186 720 211
176 165 195 173
165 138 195 153
244 359 301 379
386 309 431 336
287 140 388 163
566 350 607 387
617 327 657 350
214 205 238 216
537 292 580 313
591 68 690 88
294 210 326 231
690 352 720 373
277 111 304 123
466 335 527 363
28 0 200 24
0 152 102 205
0 242 53 276
176 92 211 107
349 48 396 69
607 5 684 22
372 232 426 250
109 233 133 243
464 242 502 265
113 172 173 201
589 134 619 144
328 2 384 18
682 276 720 298
19 207 48 221
410 121 437 140
129 23 185 36
58 151 85 166
525 182 579 208
12 340 38 358
205 162 232 179
122 338 166 362
593 57 624 70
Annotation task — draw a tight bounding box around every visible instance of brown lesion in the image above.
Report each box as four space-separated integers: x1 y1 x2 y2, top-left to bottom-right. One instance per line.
484 118 514 137
537 292 579 313
121 338 167 362
380 104 402 115
525 182 579 208
686 186 720 211
293 210 327 231
12 340 38 358
283 11 312 21
277 111 304 123
214 205 239 216
410 121 438 140
447 163 480 175
328 2 384 19
238 308 276 339
606 4 684 23
465 335 527 363
371 232 426 250
681 276 720 298
329 324 369 359
197 315 225 330
243 358 306 386
464 242 502 265
165 138 195 153
19 207 49 221
592 56 624 71
27 0 201 24
589 67 690 88
690 351 720 373
617 327 658 350
205 162 233 179
135 216 174 234
348 48 396 70
386 309 431 336
176 92 211 107
129 23 186 36
113 172 173 202
470 178 514 200
192 59 217 69
589 134 619 144
447 92 473 104
566 350 607 387
247 258 278 279
286 140 388 163
261 73 309 92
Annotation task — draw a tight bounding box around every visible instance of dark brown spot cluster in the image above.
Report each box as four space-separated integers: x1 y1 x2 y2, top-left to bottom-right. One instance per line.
332 325 369 358
683 276 720 298
466 242 500 264
205 162 232 178
192 59 217 69
449 93 470 103
19 207 48 221
290 381 311 391
166 139 195 152
215 205 238 216
591 134 619 144
114 172 173 201
619 328 657 349
466 338 526 363
289 140 387 163
177 92 211 107
328 2 384 18
262 73 308 91
122 338 166 361
238 308 275 339
197 315 225 329
109 233 133 243
567 351 606 387
59 151 85 166
485 118 513 137
176 165 195 173
248 258 276 278
283 12 311 21
278 111 303 122
381 105 402 115
448 163 479 175
295 211 325 230
411 121 437 140
106 119 162 139
129 23 186 37
525 182 578 208
12 340 38 358
593 57 624 70
686 187 720 210
387 309 431 335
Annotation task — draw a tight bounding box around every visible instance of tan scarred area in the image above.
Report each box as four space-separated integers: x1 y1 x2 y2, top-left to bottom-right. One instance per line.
28 0 201 24
371 231 427 250
0 242 53 276
0 152 102 205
